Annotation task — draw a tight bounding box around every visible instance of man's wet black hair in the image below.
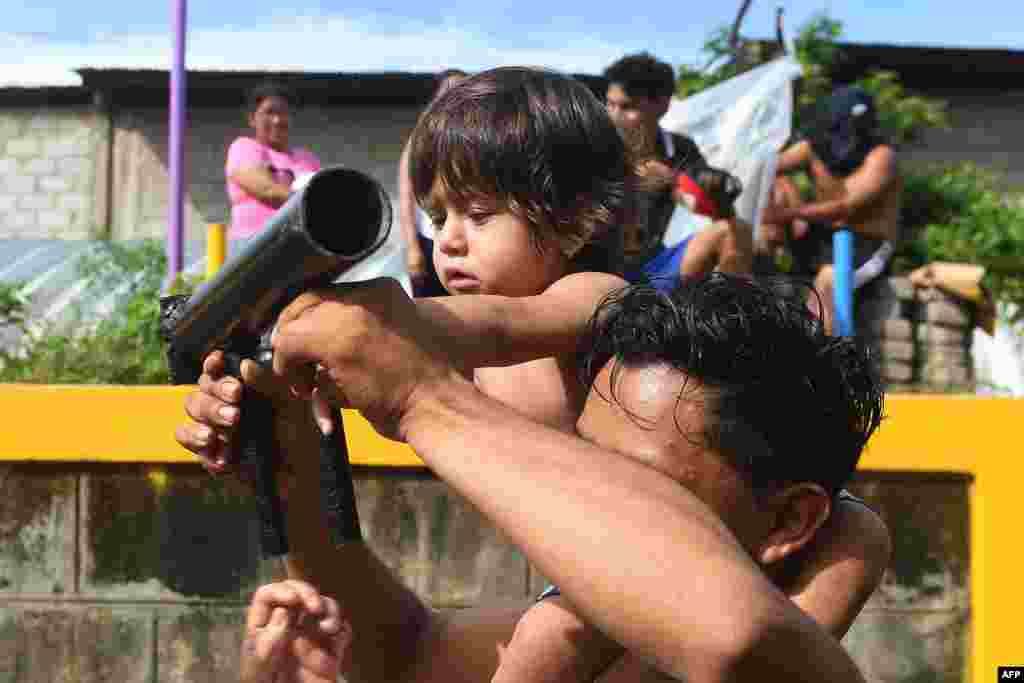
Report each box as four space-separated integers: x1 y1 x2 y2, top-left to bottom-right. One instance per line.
603 52 676 100
581 273 884 496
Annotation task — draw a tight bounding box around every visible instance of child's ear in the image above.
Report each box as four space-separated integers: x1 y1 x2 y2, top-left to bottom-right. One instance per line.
755 483 832 566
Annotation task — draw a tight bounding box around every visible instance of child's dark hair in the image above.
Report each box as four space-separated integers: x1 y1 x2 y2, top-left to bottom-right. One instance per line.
603 53 676 101
245 82 296 116
408 67 629 274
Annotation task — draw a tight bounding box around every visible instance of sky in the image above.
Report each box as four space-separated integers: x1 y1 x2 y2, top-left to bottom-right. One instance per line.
3 0 1023 87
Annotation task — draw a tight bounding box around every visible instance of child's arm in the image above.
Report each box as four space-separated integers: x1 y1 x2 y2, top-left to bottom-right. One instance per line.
415 271 626 373
493 596 623 683
781 495 892 639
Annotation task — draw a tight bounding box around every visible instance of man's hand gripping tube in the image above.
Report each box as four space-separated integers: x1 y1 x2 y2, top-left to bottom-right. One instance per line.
160 166 390 556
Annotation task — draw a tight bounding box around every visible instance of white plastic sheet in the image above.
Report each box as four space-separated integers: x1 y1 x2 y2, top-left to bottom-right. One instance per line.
659 56 803 245
973 305 1024 396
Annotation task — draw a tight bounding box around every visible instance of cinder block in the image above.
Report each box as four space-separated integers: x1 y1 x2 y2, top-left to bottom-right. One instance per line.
39 176 72 193
6 138 41 157
28 114 55 131
922 346 968 367
880 318 913 341
81 467 268 601
0 606 154 683
922 364 972 387
881 361 914 383
18 195 54 211
23 158 57 175
925 300 971 328
157 608 245 683
888 276 915 301
844 609 967 683
4 211 35 230
58 193 89 211
917 324 968 347
357 470 529 607
3 175 35 194
1 608 74 682
880 340 915 363
76 607 155 683
61 157 91 176
37 209 71 228
43 138 84 157
0 465 76 597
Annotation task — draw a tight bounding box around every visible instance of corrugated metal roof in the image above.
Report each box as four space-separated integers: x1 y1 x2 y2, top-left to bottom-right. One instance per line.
0 235 410 349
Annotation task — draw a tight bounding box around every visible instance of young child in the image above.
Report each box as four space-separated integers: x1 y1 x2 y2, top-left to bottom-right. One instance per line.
192 66 889 683
402 67 888 683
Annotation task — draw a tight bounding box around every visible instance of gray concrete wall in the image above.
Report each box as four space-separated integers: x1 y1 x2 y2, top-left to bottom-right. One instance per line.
902 89 1024 189
0 102 421 242
0 106 108 240
2 87 1023 242
107 104 420 243
0 462 968 683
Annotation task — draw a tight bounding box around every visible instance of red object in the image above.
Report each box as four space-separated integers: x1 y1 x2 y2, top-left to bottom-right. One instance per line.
674 172 721 219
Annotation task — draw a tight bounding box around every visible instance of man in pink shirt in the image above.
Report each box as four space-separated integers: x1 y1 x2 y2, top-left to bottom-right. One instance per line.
226 83 321 240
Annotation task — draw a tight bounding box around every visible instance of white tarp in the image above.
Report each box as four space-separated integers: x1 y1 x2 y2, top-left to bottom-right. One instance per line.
973 305 1024 396
658 56 804 245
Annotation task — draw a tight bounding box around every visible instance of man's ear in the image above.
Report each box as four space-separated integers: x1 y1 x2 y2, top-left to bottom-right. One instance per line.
756 483 832 566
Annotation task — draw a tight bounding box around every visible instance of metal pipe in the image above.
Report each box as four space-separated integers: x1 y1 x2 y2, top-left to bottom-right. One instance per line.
167 0 187 287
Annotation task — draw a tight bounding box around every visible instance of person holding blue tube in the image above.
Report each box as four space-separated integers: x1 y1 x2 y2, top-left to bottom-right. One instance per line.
761 86 901 334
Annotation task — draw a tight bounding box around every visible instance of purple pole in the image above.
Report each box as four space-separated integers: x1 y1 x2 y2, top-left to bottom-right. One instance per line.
166 0 187 286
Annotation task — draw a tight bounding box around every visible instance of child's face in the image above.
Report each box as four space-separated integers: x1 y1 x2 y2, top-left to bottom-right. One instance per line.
427 187 568 297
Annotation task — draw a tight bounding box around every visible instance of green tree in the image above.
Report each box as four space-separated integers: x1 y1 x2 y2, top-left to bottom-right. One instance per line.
0 240 199 384
676 13 948 143
676 12 1024 315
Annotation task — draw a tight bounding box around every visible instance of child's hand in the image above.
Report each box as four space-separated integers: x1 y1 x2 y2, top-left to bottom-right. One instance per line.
240 580 352 683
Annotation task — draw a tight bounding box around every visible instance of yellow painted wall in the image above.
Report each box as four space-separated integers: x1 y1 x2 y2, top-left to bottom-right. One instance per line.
0 385 1018 683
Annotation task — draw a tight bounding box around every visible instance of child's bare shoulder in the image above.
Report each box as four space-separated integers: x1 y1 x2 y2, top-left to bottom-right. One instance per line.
542 271 626 312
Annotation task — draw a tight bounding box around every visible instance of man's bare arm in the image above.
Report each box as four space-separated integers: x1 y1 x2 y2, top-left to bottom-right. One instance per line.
269 281 867 683
401 379 866 683
790 146 899 239
229 166 292 206
415 271 626 373
776 140 812 175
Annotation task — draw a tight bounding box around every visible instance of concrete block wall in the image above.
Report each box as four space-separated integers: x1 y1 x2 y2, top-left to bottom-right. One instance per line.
107 104 420 243
874 277 977 392
0 108 108 240
0 461 969 683
0 464 533 682
0 103 421 243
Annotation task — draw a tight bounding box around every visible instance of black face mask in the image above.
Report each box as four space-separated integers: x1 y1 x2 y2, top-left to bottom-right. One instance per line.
809 86 881 178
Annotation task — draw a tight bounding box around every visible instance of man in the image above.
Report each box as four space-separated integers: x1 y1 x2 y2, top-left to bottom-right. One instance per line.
604 53 751 281
761 86 902 328
178 274 885 683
